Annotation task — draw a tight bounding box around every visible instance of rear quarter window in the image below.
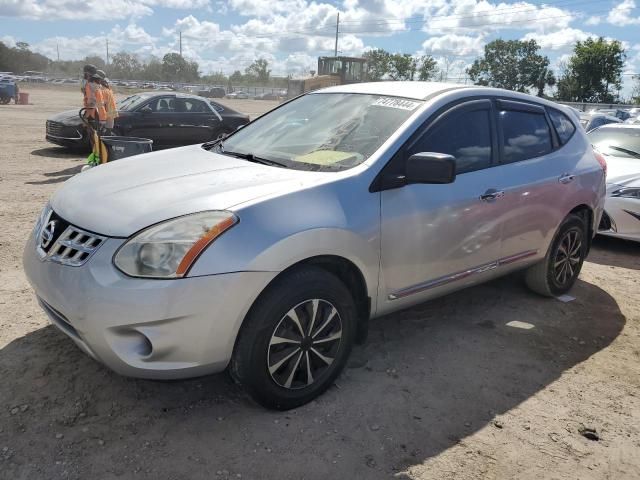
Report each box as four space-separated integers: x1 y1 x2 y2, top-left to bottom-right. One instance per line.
549 109 576 145
499 110 553 163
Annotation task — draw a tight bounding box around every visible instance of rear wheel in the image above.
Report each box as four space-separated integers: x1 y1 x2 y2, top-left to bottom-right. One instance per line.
525 214 587 297
230 266 356 410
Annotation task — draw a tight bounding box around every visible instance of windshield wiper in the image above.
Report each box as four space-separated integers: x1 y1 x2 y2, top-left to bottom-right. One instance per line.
607 145 640 159
222 149 289 168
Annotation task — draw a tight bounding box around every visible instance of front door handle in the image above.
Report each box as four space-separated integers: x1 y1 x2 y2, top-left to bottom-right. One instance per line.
480 189 505 201
559 173 576 184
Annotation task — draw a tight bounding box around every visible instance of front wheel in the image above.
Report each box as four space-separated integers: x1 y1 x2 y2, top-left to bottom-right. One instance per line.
230 266 356 410
525 214 587 297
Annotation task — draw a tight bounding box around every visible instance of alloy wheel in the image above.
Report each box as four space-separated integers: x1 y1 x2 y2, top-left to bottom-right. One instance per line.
267 299 343 390
553 229 582 286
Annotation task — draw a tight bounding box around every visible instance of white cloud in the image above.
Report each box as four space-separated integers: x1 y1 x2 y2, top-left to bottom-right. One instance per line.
1 35 17 47
522 27 595 50
420 34 485 56
585 16 601 26
423 0 574 35
607 0 640 26
0 0 209 21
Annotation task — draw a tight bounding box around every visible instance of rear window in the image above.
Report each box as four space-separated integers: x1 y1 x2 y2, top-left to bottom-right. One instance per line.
499 110 552 163
549 109 576 145
588 127 640 160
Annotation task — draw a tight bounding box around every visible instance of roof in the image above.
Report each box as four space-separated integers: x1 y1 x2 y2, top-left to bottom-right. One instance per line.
316 81 469 100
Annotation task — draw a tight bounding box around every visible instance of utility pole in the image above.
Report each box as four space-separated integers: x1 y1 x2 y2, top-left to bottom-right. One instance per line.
106 38 109 65
56 42 60 62
179 31 182 57
334 13 339 57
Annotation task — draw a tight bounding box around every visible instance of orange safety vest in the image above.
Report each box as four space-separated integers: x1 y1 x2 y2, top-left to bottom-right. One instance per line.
103 87 118 121
84 82 107 121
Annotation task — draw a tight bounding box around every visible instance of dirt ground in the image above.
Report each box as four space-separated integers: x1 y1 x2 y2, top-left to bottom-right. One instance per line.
0 85 639 480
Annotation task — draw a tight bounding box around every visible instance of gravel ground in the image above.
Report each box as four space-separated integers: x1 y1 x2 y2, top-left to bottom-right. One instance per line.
0 86 639 480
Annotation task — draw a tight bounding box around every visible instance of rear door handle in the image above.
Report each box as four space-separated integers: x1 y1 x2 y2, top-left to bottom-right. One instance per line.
559 173 576 184
480 189 505 201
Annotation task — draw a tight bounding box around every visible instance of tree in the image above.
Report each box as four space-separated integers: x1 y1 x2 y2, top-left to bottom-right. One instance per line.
0 41 49 74
417 55 439 81
467 39 552 93
161 53 199 82
362 48 391 81
202 71 228 84
388 53 417 81
555 37 626 103
230 70 243 83
245 58 270 84
110 52 142 80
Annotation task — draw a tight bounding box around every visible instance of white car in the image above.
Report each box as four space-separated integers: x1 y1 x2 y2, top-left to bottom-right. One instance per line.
589 124 640 242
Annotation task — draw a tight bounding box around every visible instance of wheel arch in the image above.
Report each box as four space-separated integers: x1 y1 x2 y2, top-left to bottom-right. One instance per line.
568 204 594 252
239 255 372 348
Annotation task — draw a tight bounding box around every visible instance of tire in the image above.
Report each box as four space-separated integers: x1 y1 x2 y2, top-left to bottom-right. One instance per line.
230 266 357 410
525 214 587 297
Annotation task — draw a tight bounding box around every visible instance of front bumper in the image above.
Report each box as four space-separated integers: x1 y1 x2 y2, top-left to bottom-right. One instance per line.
23 228 277 379
598 188 640 243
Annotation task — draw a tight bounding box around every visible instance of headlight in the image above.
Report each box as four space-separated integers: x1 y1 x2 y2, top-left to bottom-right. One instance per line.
114 211 238 278
611 187 640 199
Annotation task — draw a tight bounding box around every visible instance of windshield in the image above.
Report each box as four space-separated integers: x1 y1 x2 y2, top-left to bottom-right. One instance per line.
215 93 423 171
588 127 640 159
117 95 150 111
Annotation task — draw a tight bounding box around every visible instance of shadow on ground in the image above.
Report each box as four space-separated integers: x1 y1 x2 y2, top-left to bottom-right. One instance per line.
25 164 84 185
0 275 625 479
31 147 85 159
587 235 640 270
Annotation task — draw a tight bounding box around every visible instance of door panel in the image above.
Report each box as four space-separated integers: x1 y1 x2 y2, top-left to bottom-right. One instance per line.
378 99 506 312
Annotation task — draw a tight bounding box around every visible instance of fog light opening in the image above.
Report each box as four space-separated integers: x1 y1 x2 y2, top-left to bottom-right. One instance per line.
134 332 153 358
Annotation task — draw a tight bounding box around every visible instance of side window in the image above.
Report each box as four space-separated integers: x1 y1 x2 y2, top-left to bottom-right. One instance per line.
410 108 492 174
548 108 576 145
499 110 552 163
210 101 224 112
144 97 175 113
176 99 209 113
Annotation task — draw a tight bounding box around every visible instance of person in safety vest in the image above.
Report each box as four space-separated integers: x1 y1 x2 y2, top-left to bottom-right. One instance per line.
82 64 97 99
102 78 118 135
84 72 107 127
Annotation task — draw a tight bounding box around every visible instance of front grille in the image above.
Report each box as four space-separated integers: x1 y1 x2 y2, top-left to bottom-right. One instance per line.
36 208 105 266
46 120 81 139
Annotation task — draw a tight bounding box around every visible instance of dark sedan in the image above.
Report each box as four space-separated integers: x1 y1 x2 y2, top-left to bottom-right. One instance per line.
45 93 250 150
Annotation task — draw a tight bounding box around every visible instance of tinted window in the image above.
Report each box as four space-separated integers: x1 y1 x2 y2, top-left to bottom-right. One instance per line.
410 108 492 174
549 109 576 145
145 97 175 112
500 110 552 163
209 101 224 112
176 98 209 113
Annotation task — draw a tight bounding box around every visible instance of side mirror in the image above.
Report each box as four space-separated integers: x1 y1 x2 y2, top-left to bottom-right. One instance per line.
140 106 153 114
405 152 456 185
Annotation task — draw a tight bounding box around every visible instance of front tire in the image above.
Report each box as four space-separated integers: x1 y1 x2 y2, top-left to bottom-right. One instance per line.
525 214 587 297
230 266 356 410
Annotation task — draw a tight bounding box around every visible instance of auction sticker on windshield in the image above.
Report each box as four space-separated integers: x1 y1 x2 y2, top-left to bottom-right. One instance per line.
372 97 422 110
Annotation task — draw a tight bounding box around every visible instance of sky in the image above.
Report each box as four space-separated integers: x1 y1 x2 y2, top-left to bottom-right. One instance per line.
1 0 639 96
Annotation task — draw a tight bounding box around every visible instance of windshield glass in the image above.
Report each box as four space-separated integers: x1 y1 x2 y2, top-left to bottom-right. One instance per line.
117 94 150 111
588 127 640 159
216 93 423 171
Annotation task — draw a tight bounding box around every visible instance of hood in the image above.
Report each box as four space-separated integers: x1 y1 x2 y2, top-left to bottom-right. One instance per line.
48 109 83 125
603 154 640 183
51 145 322 237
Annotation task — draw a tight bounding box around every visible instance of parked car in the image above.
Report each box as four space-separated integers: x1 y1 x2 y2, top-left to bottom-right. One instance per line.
198 87 226 98
255 92 279 100
45 92 250 150
227 91 249 99
25 82 605 409
589 124 640 242
594 108 631 121
579 112 622 132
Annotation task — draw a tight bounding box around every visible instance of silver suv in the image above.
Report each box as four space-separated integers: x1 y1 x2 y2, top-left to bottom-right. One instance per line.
24 82 606 409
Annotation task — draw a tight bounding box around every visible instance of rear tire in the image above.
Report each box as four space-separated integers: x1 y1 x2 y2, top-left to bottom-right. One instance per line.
525 214 587 297
230 266 356 410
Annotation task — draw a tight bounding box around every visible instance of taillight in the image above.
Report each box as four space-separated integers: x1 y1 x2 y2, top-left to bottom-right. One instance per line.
594 150 607 176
